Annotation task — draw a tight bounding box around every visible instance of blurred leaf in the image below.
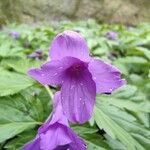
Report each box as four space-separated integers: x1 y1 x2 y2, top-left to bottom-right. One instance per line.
0 71 35 96
1 58 43 74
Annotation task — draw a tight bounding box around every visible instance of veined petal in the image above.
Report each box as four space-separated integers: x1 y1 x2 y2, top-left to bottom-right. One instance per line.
38 92 69 135
61 68 96 124
88 59 126 93
40 124 72 150
67 127 86 150
40 123 86 150
49 30 90 61
53 145 70 150
28 57 82 85
22 138 40 150
49 91 69 126
28 60 64 85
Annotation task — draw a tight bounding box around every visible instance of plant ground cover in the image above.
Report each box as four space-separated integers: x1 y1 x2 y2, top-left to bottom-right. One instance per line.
0 20 150 150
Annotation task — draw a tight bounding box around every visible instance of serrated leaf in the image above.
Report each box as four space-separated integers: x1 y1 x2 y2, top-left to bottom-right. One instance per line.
82 134 110 150
0 122 36 143
94 105 145 150
0 95 41 143
98 95 150 113
4 130 36 150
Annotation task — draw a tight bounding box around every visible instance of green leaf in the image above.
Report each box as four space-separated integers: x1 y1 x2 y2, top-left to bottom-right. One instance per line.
1 58 43 74
83 134 110 150
0 71 35 96
0 95 41 143
97 95 150 113
4 130 36 150
0 122 36 143
94 106 145 150
114 56 148 65
71 124 98 136
0 38 24 58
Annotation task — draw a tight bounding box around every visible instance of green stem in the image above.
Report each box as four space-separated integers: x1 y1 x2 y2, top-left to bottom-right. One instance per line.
44 85 54 99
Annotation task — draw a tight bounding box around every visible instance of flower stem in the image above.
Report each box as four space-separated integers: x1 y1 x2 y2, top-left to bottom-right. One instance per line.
44 85 54 99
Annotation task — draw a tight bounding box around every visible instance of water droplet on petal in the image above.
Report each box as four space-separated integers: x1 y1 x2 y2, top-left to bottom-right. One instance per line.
93 77 96 80
80 82 83 86
79 97 82 101
54 73 58 76
41 74 44 76
110 88 112 92
71 85 75 89
59 66 63 69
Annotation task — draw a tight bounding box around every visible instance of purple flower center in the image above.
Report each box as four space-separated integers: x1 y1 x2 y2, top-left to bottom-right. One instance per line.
66 62 87 78
53 144 70 150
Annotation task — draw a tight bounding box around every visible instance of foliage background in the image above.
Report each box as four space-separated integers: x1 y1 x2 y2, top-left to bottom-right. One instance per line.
0 20 150 149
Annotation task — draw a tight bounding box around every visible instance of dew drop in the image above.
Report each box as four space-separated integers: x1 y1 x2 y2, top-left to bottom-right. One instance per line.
59 66 63 69
71 85 74 89
80 82 83 86
41 74 44 76
93 77 96 80
79 97 82 101
54 73 58 76
109 88 112 92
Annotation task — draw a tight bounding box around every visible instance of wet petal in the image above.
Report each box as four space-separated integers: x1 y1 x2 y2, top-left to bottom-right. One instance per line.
40 124 72 150
49 30 90 61
53 145 70 150
61 68 96 124
67 127 87 150
21 138 40 150
48 91 69 126
28 57 81 85
88 59 126 93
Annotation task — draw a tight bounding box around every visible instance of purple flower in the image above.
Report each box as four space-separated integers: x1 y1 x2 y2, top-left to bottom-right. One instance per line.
28 30 126 123
9 31 20 39
27 49 43 59
22 92 86 150
35 49 43 55
105 31 118 40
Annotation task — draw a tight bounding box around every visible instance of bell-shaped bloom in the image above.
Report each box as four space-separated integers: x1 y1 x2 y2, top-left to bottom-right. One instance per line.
28 30 126 123
22 92 86 150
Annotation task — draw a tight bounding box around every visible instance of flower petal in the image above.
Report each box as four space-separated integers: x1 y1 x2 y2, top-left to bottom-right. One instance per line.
22 138 40 150
88 59 126 93
40 124 72 150
61 68 96 124
67 127 87 150
40 123 86 150
50 91 69 126
53 145 70 150
49 30 90 61
28 57 81 85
